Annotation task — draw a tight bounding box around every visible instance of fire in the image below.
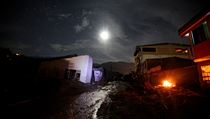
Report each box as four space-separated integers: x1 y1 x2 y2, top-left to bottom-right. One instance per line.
162 80 175 88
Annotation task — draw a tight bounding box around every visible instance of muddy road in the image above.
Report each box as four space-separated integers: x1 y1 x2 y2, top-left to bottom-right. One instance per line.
5 81 210 119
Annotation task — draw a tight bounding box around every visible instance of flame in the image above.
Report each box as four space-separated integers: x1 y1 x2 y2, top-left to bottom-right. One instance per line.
162 80 175 88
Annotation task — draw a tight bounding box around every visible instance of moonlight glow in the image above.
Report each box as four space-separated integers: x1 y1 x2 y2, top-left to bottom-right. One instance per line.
99 30 110 41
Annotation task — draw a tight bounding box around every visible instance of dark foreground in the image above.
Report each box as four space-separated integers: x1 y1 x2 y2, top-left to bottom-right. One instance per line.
3 81 210 119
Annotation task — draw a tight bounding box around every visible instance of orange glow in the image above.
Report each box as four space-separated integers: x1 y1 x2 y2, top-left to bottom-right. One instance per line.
162 80 175 88
201 65 210 81
194 56 210 62
175 49 182 52
201 65 210 72
175 48 189 54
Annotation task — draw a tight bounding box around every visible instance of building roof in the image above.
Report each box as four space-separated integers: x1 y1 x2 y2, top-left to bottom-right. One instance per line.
136 42 190 47
178 8 210 37
42 54 78 61
134 43 190 56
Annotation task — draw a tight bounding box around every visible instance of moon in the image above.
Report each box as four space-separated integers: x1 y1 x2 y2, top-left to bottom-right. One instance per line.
99 30 110 41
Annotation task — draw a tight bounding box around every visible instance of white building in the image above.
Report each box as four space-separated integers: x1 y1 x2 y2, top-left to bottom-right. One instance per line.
134 43 192 75
38 55 93 83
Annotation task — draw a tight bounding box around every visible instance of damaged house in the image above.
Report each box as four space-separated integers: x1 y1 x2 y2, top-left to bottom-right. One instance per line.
38 55 103 84
134 43 199 87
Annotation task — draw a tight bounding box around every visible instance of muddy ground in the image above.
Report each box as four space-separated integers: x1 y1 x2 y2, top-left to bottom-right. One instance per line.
4 81 210 119
98 84 210 119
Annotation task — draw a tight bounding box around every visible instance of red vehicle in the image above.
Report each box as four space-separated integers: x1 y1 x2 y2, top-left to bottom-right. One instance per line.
179 9 210 90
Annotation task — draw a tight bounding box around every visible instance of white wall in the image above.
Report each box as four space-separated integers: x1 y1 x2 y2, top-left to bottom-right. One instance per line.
39 55 93 83
64 55 93 83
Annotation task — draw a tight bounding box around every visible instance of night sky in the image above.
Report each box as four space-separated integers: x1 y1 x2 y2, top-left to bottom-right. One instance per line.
0 0 209 63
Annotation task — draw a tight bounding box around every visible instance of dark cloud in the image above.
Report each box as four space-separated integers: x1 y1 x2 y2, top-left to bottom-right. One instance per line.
0 0 209 63
74 17 90 33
